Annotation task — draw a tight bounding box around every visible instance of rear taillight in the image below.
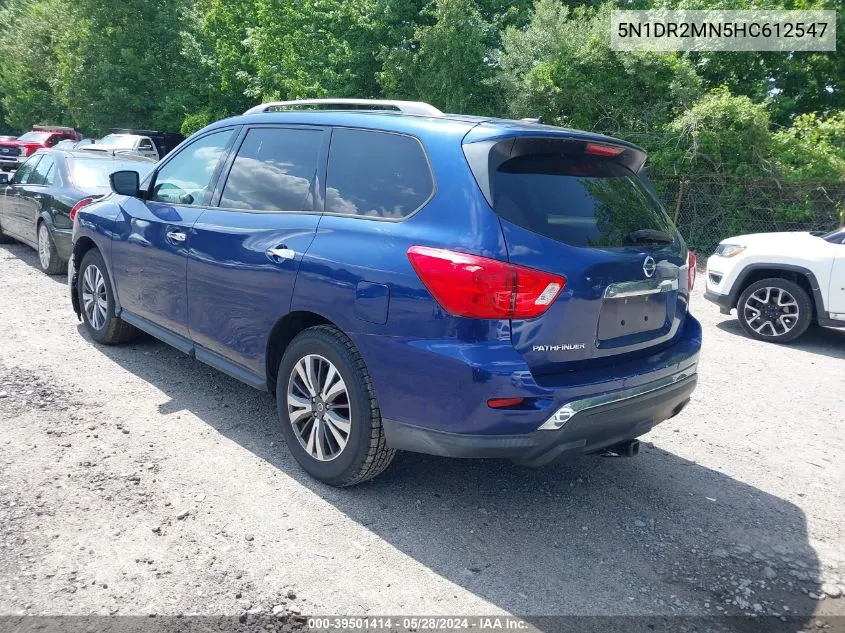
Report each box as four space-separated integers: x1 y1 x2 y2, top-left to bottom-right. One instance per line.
688 250 697 291
69 197 97 221
407 246 565 319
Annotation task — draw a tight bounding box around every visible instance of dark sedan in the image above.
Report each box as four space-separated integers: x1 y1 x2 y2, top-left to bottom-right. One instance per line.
0 149 154 274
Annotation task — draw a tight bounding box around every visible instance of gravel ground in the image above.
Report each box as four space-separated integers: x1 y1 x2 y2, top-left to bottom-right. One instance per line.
1 241 844 625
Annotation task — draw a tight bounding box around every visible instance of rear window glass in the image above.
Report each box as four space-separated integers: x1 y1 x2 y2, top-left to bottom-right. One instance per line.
68 158 154 188
326 129 433 219
493 154 679 249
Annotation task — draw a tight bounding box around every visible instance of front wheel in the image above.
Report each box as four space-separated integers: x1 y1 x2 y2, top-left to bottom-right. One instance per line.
736 278 812 343
276 326 395 486
77 249 137 344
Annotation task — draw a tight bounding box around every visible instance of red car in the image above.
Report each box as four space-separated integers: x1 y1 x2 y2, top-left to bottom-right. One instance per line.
0 126 82 171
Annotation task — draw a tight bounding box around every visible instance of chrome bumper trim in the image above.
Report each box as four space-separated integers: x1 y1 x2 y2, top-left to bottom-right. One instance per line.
537 364 698 431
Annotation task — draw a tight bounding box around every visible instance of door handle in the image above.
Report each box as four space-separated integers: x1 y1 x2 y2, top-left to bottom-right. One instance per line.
266 247 296 261
166 230 186 243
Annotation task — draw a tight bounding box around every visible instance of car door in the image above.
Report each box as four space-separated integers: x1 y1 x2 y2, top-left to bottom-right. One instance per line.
110 128 237 341
0 154 42 239
187 125 328 380
17 153 57 245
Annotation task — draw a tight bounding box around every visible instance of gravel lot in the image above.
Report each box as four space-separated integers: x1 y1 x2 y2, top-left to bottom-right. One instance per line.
1 241 844 625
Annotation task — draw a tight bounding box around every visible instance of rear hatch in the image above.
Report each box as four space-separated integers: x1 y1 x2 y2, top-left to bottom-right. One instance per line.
463 131 691 378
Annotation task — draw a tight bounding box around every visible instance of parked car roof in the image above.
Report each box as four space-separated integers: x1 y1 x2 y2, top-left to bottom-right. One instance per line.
205 108 645 154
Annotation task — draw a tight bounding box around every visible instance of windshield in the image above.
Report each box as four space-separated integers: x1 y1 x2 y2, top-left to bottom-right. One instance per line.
68 157 153 188
97 134 136 149
492 153 680 249
17 132 51 143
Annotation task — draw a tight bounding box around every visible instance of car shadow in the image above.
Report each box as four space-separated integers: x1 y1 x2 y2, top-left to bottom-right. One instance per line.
0 241 67 284
81 325 825 628
716 318 845 361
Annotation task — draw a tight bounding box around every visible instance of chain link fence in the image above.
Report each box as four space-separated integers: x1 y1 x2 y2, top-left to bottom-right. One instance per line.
649 175 845 255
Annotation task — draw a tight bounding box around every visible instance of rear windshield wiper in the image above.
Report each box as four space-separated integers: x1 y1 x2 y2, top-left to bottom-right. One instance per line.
628 229 675 244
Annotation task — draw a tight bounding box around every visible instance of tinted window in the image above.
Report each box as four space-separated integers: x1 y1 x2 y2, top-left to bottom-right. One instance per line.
29 154 55 185
492 154 679 249
12 156 41 184
68 158 155 189
139 139 153 150
151 130 233 206
220 127 322 212
326 129 432 219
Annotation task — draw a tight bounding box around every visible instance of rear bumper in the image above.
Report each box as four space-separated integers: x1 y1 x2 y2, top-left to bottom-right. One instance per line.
383 372 697 467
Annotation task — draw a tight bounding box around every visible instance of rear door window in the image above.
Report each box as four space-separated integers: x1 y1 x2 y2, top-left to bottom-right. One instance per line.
492 153 679 249
325 128 433 219
219 127 323 212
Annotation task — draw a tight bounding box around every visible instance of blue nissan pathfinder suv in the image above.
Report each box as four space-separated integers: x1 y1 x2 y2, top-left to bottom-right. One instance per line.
69 99 701 486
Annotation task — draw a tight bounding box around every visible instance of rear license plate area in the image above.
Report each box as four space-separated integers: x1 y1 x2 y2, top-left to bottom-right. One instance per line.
597 295 666 340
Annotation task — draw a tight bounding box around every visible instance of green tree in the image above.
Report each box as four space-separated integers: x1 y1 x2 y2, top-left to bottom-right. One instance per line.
379 0 500 114
179 0 260 134
650 86 773 177
51 0 196 134
0 0 71 132
245 0 381 101
499 0 703 134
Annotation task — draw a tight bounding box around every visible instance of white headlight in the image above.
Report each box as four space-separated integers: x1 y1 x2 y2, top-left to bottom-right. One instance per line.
714 244 746 258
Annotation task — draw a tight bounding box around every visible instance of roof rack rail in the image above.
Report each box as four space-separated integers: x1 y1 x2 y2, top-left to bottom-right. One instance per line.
243 99 444 117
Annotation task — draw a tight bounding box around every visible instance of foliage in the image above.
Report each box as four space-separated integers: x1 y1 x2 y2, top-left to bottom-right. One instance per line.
0 0 841 195
499 1 703 134
771 111 845 182
379 0 500 114
650 87 773 177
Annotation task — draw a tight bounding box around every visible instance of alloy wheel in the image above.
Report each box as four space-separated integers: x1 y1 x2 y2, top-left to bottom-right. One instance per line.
82 264 108 330
38 225 51 270
287 354 351 462
742 286 800 337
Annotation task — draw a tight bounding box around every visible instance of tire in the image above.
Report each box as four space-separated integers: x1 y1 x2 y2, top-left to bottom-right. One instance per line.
276 325 395 486
37 222 66 275
736 277 812 343
77 248 137 344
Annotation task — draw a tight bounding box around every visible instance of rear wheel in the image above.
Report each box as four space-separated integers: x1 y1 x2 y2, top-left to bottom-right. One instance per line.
77 249 137 344
276 325 395 486
737 278 812 343
37 223 66 275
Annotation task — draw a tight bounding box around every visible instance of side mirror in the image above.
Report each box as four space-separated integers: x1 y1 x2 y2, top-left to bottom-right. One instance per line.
110 170 140 197
0 172 9 185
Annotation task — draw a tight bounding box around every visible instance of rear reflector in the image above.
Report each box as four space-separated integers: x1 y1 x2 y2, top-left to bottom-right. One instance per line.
69 197 97 221
407 246 565 319
487 397 525 409
585 142 625 157
688 250 697 291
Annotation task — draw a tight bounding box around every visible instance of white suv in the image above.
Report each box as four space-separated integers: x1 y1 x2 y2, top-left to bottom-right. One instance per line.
705 228 845 343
